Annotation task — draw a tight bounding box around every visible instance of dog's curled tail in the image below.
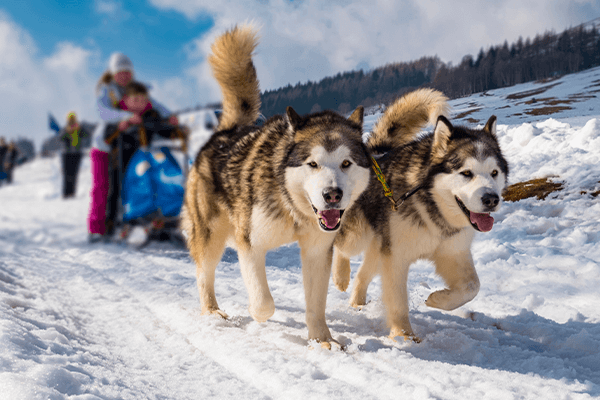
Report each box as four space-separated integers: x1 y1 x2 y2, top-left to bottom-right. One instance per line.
208 25 261 131
367 88 450 152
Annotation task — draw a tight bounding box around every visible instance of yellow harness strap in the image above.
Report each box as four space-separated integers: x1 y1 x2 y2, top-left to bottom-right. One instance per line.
371 156 398 211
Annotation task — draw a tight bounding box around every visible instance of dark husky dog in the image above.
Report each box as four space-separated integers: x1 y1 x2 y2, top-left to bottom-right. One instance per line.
181 25 371 348
333 89 508 342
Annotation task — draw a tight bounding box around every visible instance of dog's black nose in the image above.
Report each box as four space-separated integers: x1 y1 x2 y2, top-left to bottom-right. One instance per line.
323 187 343 204
482 193 499 208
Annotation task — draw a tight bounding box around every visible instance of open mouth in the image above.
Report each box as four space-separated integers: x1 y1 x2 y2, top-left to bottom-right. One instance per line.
312 205 344 231
455 197 494 232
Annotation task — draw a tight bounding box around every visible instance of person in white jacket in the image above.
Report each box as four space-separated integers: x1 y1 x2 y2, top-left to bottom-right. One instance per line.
87 52 178 243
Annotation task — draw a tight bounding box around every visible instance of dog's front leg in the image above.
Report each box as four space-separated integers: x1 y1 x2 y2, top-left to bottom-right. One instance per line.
381 254 420 342
426 235 480 311
238 247 275 322
298 236 337 348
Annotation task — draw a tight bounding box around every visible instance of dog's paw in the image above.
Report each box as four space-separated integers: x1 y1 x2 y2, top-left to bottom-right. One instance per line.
349 299 369 310
203 309 229 319
389 327 421 344
349 292 368 309
248 302 275 323
332 255 351 292
425 289 466 311
333 274 350 292
311 338 345 351
425 290 447 309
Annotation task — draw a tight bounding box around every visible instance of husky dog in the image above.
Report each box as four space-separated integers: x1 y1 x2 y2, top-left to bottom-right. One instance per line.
181 25 371 348
332 89 508 342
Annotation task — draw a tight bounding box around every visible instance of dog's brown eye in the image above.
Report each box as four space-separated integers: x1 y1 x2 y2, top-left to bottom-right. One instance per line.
341 160 352 168
308 161 318 168
491 170 498 178
461 170 473 178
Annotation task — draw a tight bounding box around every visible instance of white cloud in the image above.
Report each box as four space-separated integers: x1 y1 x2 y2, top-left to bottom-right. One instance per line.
44 42 93 72
148 76 199 111
0 14 96 147
150 0 600 105
94 0 131 23
95 0 121 16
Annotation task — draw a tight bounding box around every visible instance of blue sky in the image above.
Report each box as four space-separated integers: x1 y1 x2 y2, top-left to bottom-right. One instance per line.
2 0 213 80
1 0 599 146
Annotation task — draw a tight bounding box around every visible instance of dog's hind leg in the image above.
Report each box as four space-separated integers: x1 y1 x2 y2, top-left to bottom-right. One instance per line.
238 246 275 323
298 234 338 348
348 241 380 308
381 253 420 342
426 234 480 311
190 213 230 319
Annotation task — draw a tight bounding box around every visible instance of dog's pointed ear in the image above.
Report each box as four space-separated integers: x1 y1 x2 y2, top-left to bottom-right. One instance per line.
483 115 497 137
431 115 453 162
286 106 302 131
348 106 364 127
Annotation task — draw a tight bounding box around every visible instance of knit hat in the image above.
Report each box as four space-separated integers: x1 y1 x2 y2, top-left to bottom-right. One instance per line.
66 111 77 122
108 52 134 74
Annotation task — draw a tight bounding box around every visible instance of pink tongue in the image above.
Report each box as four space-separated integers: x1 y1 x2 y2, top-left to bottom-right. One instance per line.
470 212 494 232
319 210 341 229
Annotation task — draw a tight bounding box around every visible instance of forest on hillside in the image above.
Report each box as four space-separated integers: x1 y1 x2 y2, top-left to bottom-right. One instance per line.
260 21 600 117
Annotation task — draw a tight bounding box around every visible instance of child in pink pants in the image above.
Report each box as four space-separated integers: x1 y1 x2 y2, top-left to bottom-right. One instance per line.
88 148 109 236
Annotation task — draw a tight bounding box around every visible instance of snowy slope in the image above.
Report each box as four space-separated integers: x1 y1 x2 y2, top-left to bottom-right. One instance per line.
1 68 600 399
450 66 600 128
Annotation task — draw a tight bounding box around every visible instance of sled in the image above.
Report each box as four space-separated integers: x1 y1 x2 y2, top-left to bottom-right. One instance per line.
105 111 189 248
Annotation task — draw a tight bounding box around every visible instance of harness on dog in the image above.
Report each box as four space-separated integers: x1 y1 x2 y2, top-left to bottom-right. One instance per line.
370 156 422 211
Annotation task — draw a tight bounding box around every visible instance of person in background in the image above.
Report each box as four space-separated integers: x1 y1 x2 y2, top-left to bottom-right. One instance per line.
87 52 178 243
3 141 19 184
0 137 7 187
60 111 87 198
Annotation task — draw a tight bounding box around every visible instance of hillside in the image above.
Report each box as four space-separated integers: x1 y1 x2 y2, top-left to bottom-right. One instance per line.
260 20 600 118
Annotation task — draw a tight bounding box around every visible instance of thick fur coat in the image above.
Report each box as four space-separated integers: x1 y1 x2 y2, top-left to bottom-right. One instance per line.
333 90 508 342
181 25 371 348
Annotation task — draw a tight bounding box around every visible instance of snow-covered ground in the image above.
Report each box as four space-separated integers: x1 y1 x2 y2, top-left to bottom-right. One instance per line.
1 67 600 399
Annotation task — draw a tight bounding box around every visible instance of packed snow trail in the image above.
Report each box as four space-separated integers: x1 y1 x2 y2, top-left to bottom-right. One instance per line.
1 141 598 399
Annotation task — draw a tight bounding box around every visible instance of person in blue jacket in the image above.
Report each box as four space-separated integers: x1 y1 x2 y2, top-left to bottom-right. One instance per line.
87 52 179 242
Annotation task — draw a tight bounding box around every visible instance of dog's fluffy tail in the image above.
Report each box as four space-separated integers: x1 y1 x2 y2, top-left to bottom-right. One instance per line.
367 88 449 152
208 25 261 131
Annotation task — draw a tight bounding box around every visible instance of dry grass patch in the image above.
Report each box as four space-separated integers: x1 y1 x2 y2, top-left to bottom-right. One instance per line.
503 178 564 202
455 108 482 119
584 79 600 90
506 83 562 100
525 106 573 116
521 97 576 106
535 76 562 84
